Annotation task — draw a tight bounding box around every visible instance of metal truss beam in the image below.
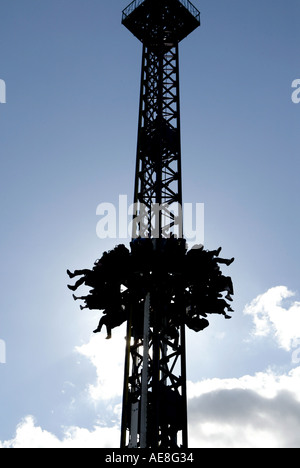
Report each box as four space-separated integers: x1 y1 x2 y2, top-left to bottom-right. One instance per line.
121 282 188 449
132 44 183 239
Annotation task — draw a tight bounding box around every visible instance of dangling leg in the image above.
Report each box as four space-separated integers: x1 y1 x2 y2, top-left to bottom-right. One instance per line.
67 269 90 279
73 294 86 301
216 257 235 266
67 277 86 291
93 316 106 334
105 325 112 340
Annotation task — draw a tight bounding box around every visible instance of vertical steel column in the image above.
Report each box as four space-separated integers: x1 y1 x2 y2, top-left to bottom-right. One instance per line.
140 293 151 448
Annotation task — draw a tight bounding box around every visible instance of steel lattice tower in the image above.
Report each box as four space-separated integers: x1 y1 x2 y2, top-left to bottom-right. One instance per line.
120 0 201 449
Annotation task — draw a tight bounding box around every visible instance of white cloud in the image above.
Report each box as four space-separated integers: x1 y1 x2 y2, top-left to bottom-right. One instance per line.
0 330 126 449
3 368 300 448
0 416 120 449
188 367 300 448
75 326 126 401
188 367 300 401
244 286 300 351
3 287 300 448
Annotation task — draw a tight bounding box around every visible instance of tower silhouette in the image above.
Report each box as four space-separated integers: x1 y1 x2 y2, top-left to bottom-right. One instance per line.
121 0 201 449
67 0 235 451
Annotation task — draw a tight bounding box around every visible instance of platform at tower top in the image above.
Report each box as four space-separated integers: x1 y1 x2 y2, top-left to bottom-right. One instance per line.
122 0 200 45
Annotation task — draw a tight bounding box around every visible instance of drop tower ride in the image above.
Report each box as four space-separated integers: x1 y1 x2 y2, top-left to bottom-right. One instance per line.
68 0 234 451
120 0 201 449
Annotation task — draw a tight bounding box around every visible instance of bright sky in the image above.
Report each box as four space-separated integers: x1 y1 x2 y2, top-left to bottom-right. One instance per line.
0 0 300 448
